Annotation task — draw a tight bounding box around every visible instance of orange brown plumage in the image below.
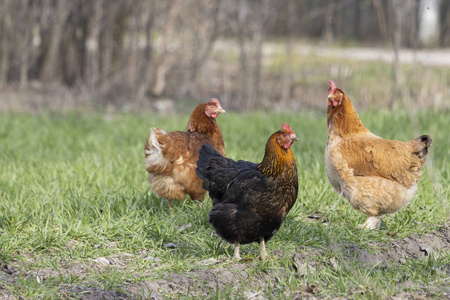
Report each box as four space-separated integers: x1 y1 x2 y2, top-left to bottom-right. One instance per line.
144 98 226 209
325 80 432 229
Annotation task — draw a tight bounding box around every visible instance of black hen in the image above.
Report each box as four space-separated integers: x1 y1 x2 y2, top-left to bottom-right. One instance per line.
196 124 299 260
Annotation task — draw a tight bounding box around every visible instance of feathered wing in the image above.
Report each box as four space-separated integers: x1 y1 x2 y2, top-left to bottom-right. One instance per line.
146 129 222 174
196 144 259 203
145 128 195 174
196 144 288 245
335 135 432 187
146 129 227 201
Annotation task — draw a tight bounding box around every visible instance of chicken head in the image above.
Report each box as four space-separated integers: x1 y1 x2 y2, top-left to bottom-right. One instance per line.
277 123 299 149
328 80 343 107
205 98 226 118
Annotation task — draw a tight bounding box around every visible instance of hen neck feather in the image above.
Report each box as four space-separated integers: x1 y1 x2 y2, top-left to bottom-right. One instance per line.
185 104 225 155
327 93 369 137
186 105 217 135
258 136 296 178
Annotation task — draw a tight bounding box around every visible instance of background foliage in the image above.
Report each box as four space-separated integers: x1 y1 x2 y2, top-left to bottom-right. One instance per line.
0 0 449 111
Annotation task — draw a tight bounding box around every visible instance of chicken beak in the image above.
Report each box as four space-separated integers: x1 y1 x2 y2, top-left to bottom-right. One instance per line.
328 94 337 106
291 135 299 142
218 107 226 114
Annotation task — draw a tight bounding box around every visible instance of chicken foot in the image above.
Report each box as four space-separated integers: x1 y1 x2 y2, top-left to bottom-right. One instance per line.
357 216 381 230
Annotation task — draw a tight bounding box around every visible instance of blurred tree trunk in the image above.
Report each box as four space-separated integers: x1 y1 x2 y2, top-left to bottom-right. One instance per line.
410 0 420 49
251 0 268 108
390 0 403 109
235 0 250 107
0 0 11 88
185 0 221 97
136 1 156 99
281 0 295 104
18 2 31 89
87 0 104 91
230 0 268 110
40 0 70 82
353 0 361 40
152 0 181 97
11 0 40 89
439 0 450 47
322 0 335 44
128 2 142 95
112 3 131 74
373 0 388 41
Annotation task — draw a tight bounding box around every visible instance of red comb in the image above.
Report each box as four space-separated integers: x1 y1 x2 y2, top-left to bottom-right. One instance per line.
211 98 220 105
328 80 337 90
282 123 294 135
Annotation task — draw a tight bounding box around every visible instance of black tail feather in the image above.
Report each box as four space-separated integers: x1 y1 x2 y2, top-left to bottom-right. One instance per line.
196 144 223 187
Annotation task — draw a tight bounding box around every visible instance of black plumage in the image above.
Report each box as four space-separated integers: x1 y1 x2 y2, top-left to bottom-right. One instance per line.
196 124 299 260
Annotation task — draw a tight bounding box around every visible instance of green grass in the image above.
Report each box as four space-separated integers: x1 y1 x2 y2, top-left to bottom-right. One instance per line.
0 110 449 299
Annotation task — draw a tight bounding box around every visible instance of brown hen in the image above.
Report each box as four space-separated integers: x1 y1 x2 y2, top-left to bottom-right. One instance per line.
145 99 225 209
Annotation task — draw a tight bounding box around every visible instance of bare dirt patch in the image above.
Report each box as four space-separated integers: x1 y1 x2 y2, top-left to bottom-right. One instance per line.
1 225 449 299
335 225 450 268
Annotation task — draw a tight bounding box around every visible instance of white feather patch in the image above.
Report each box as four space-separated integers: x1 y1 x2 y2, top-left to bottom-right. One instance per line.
174 156 184 165
145 128 169 169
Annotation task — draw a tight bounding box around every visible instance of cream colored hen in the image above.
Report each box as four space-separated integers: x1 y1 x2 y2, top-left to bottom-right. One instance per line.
325 80 432 229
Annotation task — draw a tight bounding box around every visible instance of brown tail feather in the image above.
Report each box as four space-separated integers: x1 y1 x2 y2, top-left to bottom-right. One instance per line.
413 135 432 160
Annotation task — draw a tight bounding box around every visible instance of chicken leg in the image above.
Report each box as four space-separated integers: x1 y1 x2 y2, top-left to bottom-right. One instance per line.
357 216 381 230
259 238 267 260
234 242 241 260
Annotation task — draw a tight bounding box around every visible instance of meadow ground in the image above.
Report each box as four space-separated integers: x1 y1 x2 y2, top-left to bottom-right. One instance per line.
0 109 449 299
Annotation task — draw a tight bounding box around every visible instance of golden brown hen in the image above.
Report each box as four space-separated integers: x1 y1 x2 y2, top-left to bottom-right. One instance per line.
325 80 432 229
145 99 226 209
